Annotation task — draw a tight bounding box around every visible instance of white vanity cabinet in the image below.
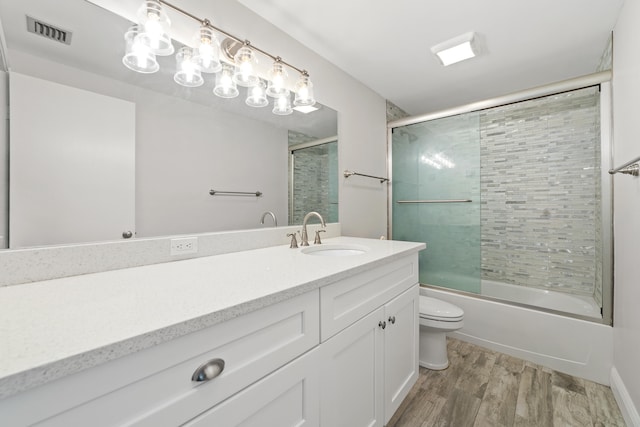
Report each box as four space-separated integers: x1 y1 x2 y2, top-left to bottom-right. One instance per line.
0 242 423 427
319 255 420 427
0 290 320 427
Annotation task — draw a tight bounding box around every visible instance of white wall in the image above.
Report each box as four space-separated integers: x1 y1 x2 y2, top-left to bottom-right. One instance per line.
135 90 288 237
611 1 640 424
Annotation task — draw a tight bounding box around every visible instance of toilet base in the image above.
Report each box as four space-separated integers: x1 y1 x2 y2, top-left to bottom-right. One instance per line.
419 328 451 371
419 359 449 370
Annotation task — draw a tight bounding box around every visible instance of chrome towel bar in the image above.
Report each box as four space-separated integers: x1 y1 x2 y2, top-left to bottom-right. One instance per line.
609 155 640 177
344 170 389 183
209 189 263 197
397 199 472 204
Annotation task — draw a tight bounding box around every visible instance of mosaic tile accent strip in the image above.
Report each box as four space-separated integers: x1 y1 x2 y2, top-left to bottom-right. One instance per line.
480 87 601 297
387 99 410 122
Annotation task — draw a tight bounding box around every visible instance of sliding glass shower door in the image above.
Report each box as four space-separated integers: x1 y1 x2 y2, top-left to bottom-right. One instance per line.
391 113 481 293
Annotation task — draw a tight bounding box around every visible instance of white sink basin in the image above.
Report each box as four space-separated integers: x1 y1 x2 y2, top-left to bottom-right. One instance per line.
301 244 368 257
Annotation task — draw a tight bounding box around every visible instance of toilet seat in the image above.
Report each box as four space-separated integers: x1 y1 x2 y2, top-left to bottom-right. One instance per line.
420 313 464 322
419 296 464 322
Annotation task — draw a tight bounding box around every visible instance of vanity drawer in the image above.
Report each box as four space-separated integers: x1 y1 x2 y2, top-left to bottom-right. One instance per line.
183 346 320 427
1 290 319 427
320 254 418 341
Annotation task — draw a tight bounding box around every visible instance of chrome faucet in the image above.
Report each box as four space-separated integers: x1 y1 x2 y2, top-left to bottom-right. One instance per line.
260 211 277 227
300 211 326 246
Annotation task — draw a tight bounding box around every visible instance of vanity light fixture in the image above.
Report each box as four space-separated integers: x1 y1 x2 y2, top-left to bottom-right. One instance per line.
273 93 293 115
246 80 269 107
232 43 260 87
122 0 316 114
266 58 288 98
174 46 203 87
213 63 239 98
136 0 173 56
122 24 159 73
193 23 222 73
431 32 478 66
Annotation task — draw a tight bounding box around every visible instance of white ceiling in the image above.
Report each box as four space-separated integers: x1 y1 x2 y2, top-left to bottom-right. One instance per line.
237 0 624 115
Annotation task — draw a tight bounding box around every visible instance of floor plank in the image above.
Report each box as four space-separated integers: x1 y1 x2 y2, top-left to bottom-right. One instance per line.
514 366 553 427
584 379 627 427
473 354 522 427
387 338 626 427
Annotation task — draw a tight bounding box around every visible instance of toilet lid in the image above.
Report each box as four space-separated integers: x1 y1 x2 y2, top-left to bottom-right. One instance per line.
419 296 464 320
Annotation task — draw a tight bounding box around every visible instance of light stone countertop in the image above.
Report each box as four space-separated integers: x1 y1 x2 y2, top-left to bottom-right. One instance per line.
0 236 425 399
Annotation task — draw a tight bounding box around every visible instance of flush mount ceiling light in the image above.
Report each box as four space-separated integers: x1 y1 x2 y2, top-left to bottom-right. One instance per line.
293 105 319 114
431 32 478 66
122 0 316 114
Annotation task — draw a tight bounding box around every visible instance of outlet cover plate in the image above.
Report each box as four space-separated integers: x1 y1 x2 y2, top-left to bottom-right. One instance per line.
170 237 198 256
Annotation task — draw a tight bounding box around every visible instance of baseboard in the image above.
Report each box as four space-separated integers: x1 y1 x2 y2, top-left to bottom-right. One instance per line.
610 366 640 427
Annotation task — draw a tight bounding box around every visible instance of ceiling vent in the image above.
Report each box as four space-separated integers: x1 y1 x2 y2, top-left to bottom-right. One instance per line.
26 16 72 45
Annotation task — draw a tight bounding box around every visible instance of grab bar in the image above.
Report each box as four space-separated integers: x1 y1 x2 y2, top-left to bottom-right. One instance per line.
209 189 263 197
609 154 640 176
344 170 389 183
397 199 472 204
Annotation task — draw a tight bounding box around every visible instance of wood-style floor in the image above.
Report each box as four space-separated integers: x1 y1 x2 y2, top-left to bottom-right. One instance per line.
388 338 626 427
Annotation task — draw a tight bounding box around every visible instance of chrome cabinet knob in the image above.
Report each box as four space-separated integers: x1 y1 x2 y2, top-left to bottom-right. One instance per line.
122 230 133 239
388 316 396 325
192 358 225 382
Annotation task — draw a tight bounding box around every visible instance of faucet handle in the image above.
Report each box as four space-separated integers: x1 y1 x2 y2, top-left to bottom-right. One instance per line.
287 233 298 249
314 229 326 245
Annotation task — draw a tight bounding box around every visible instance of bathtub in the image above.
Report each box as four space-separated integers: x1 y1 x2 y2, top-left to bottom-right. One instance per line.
480 279 602 320
421 285 613 385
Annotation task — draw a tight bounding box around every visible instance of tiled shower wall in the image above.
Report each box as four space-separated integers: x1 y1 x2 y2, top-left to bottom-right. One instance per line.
480 87 601 297
288 131 338 225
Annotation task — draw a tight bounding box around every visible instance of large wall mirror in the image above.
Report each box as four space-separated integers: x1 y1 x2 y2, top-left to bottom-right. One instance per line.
0 0 338 250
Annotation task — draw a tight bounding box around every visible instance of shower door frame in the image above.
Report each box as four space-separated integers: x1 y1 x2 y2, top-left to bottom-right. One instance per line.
387 71 614 325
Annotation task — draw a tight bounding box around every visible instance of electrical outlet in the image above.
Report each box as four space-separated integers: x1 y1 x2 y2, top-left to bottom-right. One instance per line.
170 237 198 256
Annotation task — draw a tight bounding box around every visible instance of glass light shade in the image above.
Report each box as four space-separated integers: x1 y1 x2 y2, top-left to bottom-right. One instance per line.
272 93 293 116
174 47 204 87
214 63 239 98
232 46 259 87
122 25 159 74
137 0 174 56
266 61 289 98
294 73 315 107
194 26 221 73
246 80 268 107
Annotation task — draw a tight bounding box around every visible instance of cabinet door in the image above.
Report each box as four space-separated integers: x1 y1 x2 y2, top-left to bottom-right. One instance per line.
320 307 385 427
384 285 420 424
183 347 320 427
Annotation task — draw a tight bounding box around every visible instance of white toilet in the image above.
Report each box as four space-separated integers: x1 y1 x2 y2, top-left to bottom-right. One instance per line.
419 296 464 370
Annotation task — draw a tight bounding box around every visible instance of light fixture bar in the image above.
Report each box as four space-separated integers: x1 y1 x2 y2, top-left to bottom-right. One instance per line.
159 0 307 75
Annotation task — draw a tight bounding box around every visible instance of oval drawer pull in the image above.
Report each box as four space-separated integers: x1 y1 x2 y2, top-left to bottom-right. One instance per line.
192 358 225 382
